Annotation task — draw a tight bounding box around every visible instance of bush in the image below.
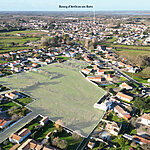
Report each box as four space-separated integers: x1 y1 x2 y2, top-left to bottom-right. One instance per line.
52 137 59 147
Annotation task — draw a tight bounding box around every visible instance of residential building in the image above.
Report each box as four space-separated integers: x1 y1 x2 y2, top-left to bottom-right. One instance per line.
105 120 121 136
116 92 133 102
87 76 104 82
9 128 31 144
119 82 133 90
40 116 49 126
0 119 12 129
18 139 43 150
133 135 150 145
82 69 92 75
5 92 18 100
140 113 150 126
114 105 131 120
87 141 95 149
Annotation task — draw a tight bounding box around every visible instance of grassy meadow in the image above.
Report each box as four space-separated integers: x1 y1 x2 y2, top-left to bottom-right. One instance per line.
0 60 105 137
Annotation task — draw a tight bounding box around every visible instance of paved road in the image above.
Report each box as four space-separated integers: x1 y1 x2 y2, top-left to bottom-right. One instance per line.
109 64 143 87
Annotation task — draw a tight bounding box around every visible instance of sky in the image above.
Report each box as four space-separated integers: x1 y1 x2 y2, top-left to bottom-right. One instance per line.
0 0 150 11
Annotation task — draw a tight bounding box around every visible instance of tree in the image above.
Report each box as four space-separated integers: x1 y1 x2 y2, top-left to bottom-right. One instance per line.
11 114 19 121
57 140 68 150
55 119 63 129
133 97 150 115
141 144 150 150
99 142 105 149
3 139 9 146
72 132 80 140
52 137 59 147
112 135 129 150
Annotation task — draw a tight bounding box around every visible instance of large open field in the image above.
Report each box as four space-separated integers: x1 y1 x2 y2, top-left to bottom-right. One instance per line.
0 60 105 142
115 49 150 57
0 30 48 52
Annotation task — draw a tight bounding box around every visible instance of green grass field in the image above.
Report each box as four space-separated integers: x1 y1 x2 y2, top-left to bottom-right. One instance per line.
113 44 150 50
15 97 33 106
116 49 150 57
0 30 45 36
0 60 105 138
0 101 19 111
0 30 45 53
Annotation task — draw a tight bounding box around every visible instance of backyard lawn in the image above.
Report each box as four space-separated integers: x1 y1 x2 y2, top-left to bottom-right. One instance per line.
15 97 33 106
0 101 19 111
32 121 83 150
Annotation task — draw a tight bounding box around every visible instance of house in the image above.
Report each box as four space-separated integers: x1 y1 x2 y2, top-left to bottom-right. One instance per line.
97 69 104 75
32 63 38 68
87 141 95 149
116 92 133 102
5 92 18 100
82 69 92 75
14 67 22 73
118 62 125 68
87 76 104 82
105 74 113 81
114 105 131 120
140 113 150 126
9 128 31 144
84 56 91 62
70 52 76 57
43 146 59 150
44 58 52 64
119 82 133 90
94 65 98 70
104 120 121 136
94 100 112 111
0 119 12 129
18 139 43 150
46 131 52 139
40 116 49 126
133 135 150 145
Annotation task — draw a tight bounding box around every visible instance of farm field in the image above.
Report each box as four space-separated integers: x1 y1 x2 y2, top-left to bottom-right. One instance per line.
115 49 150 57
0 60 105 141
0 30 47 52
112 44 150 50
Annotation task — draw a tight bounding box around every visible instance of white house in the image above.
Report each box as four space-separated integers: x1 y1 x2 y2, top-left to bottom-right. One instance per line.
40 116 49 126
116 92 133 102
119 82 133 90
140 113 150 126
82 69 92 75
5 92 18 100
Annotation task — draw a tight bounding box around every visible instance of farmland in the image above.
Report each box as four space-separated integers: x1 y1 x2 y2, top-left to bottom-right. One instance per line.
0 30 47 52
115 49 150 57
0 60 105 141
